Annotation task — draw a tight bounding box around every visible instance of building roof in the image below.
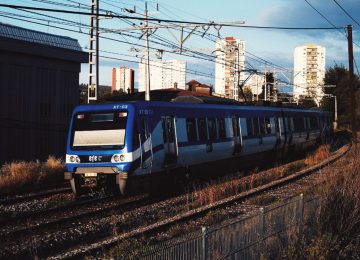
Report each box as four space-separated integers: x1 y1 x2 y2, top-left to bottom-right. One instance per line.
0 22 82 52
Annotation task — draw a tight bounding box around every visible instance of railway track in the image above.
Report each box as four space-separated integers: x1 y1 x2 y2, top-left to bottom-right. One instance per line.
47 142 350 259
0 193 114 227
0 186 71 206
0 139 350 259
0 193 151 241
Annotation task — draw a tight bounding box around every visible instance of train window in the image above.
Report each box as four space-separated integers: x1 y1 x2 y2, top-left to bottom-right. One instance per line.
265 117 272 134
259 117 266 135
217 118 226 139
186 118 197 142
197 118 207 141
309 116 318 130
246 118 254 137
293 117 304 132
208 118 217 140
240 118 248 137
289 117 295 132
253 117 260 136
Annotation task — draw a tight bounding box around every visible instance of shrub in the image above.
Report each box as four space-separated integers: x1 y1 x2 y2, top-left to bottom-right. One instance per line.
0 156 65 195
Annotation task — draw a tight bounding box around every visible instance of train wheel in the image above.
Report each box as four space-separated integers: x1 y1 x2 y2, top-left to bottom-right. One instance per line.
70 174 84 196
116 172 128 195
118 178 127 195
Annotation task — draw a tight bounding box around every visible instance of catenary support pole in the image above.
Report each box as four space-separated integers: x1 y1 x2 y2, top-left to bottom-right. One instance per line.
347 24 357 142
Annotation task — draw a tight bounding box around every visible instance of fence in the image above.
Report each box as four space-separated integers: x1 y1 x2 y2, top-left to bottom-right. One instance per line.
136 194 321 260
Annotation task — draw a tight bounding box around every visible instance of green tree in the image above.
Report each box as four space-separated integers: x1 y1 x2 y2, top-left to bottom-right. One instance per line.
321 64 360 127
243 86 253 101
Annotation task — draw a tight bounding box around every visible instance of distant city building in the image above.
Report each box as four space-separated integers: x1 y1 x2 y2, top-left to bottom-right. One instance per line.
112 66 134 94
138 60 186 91
0 22 87 163
186 80 212 96
294 44 326 105
214 37 246 100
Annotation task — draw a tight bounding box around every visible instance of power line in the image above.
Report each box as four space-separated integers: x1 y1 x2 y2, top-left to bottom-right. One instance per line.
12 1 309 76
0 13 217 79
303 0 339 28
333 0 360 27
1 7 250 71
303 0 360 75
0 4 344 29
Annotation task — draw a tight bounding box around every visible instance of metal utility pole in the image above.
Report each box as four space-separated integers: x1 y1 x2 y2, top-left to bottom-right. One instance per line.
144 2 151 101
347 24 357 141
264 66 267 101
334 95 338 129
88 0 99 103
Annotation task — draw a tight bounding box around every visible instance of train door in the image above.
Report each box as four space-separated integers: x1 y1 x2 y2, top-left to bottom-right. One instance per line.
139 118 153 169
162 116 178 167
232 116 242 154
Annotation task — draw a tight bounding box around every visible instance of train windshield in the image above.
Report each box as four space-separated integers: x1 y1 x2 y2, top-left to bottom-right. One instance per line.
71 111 127 150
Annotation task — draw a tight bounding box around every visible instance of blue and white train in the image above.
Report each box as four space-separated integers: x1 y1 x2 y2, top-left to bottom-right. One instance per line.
64 100 332 195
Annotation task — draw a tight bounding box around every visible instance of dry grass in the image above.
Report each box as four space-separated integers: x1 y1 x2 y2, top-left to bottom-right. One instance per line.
0 156 66 195
282 146 360 259
304 145 331 166
187 144 332 209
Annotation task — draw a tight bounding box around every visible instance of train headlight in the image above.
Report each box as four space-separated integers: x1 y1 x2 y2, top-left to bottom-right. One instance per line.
112 154 126 163
113 155 120 162
66 155 80 163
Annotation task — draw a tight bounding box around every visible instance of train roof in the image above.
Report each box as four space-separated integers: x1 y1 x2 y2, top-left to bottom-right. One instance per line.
75 99 325 115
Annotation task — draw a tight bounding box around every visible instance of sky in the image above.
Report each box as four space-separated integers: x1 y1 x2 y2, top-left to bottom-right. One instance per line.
1 0 359 89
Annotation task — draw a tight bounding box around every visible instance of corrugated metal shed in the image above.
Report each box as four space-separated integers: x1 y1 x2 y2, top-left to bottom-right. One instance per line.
0 22 82 51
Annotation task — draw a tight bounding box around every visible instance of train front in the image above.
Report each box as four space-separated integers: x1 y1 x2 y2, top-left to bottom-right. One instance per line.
64 103 134 195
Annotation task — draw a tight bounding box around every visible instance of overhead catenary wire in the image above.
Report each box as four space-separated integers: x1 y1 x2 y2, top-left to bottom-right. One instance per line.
333 0 360 27
0 4 345 30
9 0 299 78
2 2 348 92
0 7 255 71
0 12 314 92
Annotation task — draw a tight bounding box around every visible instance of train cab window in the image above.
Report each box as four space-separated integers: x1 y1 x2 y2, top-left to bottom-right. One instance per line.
208 118 217 140
246 118 254 137
217 118 226 139
197 118 207 141
186 118 197 142
253 117 260 136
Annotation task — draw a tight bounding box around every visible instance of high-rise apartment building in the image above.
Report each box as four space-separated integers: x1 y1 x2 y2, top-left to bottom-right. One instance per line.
293 44 325 105
112 66 134 94
138 60 186 91
214 37 246 100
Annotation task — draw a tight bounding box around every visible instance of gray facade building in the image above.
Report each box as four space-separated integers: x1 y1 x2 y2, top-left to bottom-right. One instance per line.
0 23 87 163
